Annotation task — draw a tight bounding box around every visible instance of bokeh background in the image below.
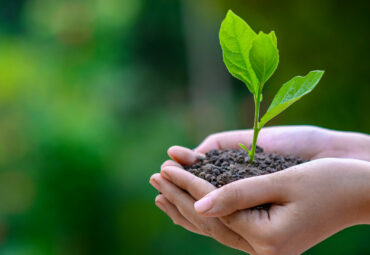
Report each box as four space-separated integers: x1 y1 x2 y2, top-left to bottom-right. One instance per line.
0 0 369 254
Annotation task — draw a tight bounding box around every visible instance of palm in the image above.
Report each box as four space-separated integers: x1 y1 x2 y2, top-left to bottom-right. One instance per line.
153 126 370 254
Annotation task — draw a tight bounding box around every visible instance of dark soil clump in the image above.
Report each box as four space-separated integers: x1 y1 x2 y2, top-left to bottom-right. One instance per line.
184 146 307 188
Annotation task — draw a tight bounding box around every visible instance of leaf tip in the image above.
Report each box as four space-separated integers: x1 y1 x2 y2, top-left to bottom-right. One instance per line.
227 9 234 14
226 9 236 18
239 143 250 153
311 70 325 79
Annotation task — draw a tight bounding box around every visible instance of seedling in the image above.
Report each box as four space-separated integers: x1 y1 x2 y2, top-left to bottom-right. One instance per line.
220 10 324 163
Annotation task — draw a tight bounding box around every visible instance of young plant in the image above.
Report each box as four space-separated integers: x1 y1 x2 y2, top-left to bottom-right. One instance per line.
220 10 324 163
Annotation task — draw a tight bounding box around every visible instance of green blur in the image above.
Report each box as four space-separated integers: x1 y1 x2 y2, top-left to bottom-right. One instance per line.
0 0 368 254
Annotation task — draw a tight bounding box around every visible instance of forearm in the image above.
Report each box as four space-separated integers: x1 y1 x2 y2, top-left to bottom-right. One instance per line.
357 160 370 224
342 159 370 225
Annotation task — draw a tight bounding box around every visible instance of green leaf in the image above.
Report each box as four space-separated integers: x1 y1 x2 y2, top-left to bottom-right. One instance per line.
239 143 250 153
260 70 324 127
249 31 279 86
269 31 277 46
219 10 258 94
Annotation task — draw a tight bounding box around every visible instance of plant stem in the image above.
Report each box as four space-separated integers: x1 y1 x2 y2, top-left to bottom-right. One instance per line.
249 90 262 163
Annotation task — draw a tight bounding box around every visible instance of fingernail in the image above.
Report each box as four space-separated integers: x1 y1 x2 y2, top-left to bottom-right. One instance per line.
196 153 205 160
194 197 212 214
150 177 160 190
156 200 166 213
160 162 169 170
161 169 170 180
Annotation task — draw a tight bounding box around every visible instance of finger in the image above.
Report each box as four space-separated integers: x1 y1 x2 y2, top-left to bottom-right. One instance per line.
219 207 272 241
194 174 288 217
194 130 254 153
155 195 203 235
161 166 216 200
151 174 254 253
161 160 183 170
167 146 204 165
158 168 275 238
160 167 251 235
194 127 311 154
193 134 221 153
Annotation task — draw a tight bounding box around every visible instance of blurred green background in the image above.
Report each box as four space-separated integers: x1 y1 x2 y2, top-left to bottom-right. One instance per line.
0 0 369 254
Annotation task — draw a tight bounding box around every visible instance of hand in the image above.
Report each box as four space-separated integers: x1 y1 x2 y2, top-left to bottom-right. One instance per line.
151 126 370 254
151 158 370 255
179 125 369 162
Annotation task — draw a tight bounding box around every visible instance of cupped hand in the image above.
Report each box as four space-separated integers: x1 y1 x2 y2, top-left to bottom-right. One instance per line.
151 158 370 255
150 126 370 254
169 125 370 162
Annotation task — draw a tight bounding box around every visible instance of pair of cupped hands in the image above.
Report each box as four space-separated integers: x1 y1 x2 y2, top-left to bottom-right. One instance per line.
150 126 370 255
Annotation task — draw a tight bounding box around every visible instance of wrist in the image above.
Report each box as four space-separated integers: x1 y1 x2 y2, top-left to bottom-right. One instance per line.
360 162 370 224
343 159 370 225
328 130 370 161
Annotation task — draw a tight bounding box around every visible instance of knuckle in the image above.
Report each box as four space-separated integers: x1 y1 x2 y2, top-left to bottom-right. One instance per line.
165 192 178 205
255 244 281 255
173 193 185 205
166 197 176 206
198 222 212 236
222 183 241 205
253 230 282 255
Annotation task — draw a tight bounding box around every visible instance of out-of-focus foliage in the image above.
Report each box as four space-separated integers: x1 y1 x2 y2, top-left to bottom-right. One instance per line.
0 0 368 254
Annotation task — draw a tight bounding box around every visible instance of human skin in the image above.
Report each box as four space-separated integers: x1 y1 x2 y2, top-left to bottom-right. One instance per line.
149 126 370 255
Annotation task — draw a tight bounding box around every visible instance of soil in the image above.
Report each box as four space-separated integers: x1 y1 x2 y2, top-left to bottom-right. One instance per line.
184 146 307 188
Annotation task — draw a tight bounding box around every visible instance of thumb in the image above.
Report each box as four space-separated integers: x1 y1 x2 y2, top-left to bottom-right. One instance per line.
168 146 204 166
194 174 287 217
